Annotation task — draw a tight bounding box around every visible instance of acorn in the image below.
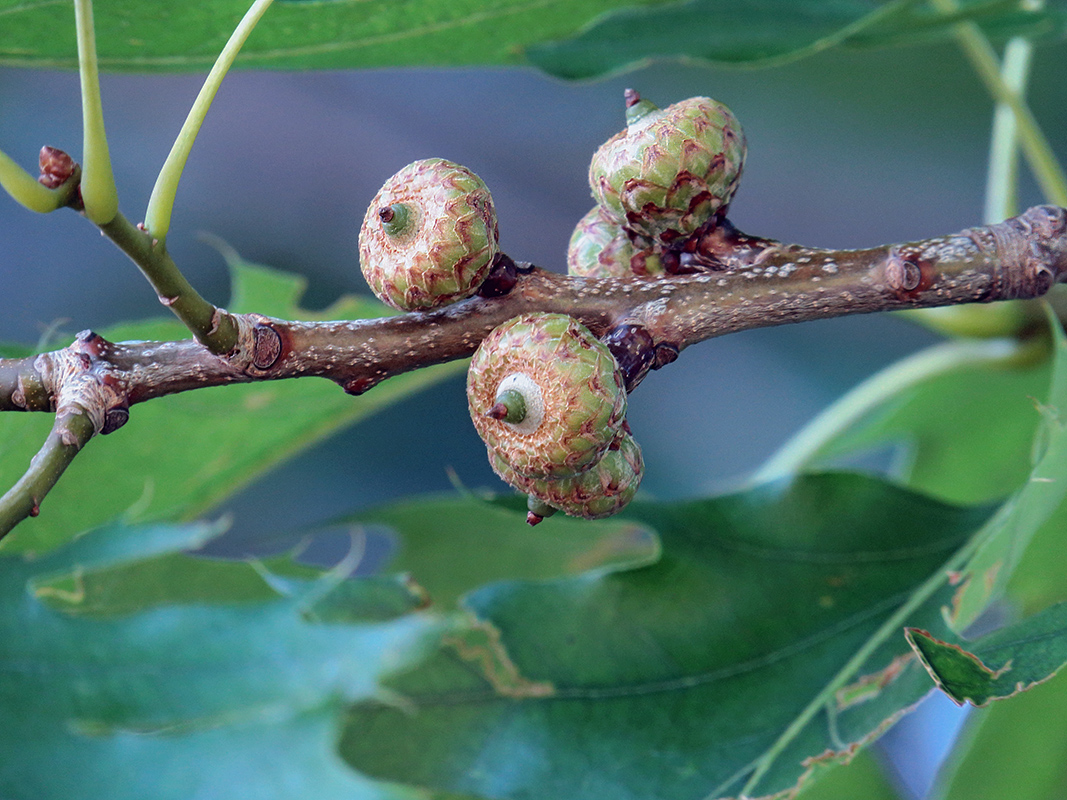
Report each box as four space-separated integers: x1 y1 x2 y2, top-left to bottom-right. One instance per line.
567 206 667 279
489 433 644 521
589 93 746 244
468 313 627 480
359 158 499 311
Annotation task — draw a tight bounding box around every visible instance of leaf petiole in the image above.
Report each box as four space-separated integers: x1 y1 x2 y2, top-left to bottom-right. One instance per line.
931 0 1067 208
753 336 1038 484
74 0 118 225
143 0 275 241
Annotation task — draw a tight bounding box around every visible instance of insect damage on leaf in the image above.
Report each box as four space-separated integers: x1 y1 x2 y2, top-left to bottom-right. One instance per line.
444 614 556 699
834 652 916 711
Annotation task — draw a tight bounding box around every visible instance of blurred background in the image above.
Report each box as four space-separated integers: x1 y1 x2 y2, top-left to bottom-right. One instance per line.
2 38 1065 797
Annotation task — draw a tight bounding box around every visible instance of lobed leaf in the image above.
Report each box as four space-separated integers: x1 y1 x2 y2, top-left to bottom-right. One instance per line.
0 0 1059 75
0 517 434 800
339 473 993 800
759 316 1067 633
350 493 662 611
0 0 660 72
908 601 1067 707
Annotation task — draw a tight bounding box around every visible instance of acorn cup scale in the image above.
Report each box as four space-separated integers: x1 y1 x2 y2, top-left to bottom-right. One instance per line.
489 434 644 522
467 313 627 481
589 94 746 243
358 158 499 311
567 206 667 279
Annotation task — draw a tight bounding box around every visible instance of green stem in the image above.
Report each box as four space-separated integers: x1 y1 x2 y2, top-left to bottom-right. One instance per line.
0 409 95 541
983 33 1035 225
931 0 1067 207
0 148 75 213
74 0 118 225
99 212 239 354
753 337 1035 484
143 0 275 240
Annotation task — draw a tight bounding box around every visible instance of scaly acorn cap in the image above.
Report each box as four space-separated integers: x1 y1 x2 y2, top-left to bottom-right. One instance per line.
589 94 746 244
359 158 499 311
468 313 627 480
566 206 667 279
489 433 644 521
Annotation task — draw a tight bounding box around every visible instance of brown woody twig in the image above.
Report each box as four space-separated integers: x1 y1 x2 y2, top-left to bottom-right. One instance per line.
2 205 1066 539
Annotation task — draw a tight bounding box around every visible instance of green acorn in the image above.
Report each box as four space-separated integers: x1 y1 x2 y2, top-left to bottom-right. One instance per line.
567 206 667 279
589 93 746 244
489 433 644 522
467 313 627 480
359 158 499 311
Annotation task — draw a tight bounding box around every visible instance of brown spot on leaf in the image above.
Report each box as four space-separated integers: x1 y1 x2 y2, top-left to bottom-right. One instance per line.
835 653 915 710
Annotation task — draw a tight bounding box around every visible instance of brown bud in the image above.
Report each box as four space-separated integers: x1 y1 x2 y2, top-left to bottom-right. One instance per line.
38 146 77 189
653 343 680 370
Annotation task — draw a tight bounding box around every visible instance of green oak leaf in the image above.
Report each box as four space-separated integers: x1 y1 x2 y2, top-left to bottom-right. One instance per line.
0 342 33 358
350 493 662 611
339 473 994 800
1 0 1057 75
929 667 1067 800
796 750 901 800
0 517 433 800
759 316 1067 633
528 0 1064 80
908 601 1067 707
0 0 661 72
757 336 1051 506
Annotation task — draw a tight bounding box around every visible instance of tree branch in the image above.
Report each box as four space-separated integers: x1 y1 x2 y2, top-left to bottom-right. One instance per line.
1 205 1066 538
0 408 95 535
0 330 124 535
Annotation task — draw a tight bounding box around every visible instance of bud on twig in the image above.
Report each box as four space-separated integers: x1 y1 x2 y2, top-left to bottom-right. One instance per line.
37 146 78 189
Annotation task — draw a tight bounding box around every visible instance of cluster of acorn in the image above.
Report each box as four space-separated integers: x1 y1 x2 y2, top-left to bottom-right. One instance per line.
357 92 746 523
568 90 746 279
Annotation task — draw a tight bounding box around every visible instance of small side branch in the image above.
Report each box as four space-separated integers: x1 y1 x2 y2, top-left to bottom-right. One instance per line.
0 331 132 539
99 212 240 354
0 406 94 537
